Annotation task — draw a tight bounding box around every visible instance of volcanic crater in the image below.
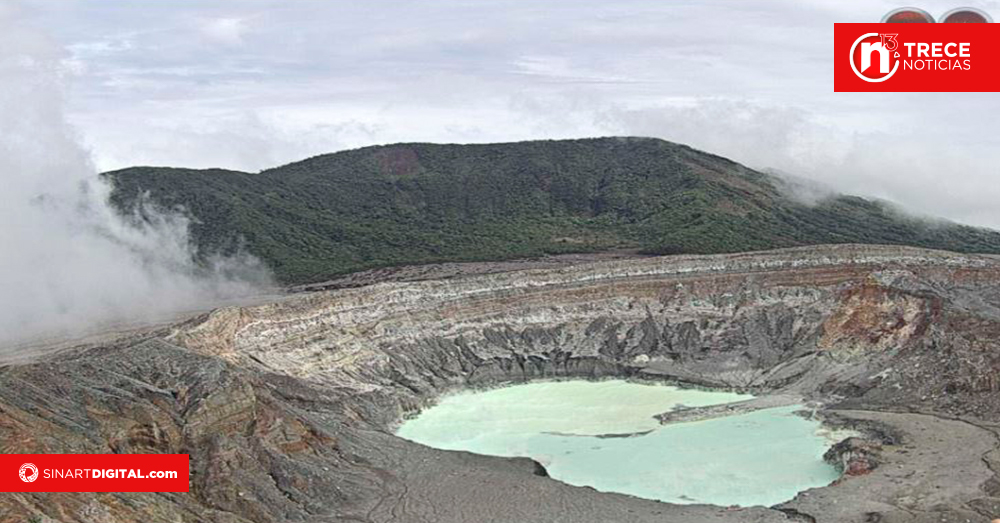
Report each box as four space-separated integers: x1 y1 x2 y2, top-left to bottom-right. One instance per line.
4 244 1000 523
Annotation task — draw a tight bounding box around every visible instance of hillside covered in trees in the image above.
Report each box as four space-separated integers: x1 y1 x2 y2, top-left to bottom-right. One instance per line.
106 137 1000 284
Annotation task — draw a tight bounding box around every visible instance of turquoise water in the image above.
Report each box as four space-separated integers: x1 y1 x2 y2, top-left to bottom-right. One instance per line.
396 380 841 507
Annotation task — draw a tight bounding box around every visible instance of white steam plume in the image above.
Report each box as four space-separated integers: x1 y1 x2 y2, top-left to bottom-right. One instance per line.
0 4 272 348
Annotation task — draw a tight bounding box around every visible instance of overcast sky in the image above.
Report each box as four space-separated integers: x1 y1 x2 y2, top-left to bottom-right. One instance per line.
18 0 1000 229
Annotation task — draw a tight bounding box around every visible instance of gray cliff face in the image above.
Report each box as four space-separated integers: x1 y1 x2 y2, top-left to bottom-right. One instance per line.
171 244 1000 419
3 244 1000 523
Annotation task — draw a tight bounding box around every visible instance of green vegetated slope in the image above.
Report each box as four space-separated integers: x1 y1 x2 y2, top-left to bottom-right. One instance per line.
106 137 1000 284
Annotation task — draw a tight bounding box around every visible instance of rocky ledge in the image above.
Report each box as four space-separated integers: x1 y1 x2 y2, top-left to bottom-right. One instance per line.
2 244 1000 523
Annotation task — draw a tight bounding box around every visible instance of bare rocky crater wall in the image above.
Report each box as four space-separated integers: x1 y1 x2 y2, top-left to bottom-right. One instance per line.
5 244 1000 523
171 244 1000 423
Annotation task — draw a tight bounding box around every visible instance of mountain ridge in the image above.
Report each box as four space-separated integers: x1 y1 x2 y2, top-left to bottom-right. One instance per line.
105 137 1000 284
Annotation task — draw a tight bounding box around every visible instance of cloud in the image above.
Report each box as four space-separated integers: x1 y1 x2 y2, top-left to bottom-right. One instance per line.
596 97 1000 229
19 0 1000 234
0 3 271 349
198 16 248 46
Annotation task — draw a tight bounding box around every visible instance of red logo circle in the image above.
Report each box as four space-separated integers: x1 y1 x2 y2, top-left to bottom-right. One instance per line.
941 8 993 23
881 8 935 23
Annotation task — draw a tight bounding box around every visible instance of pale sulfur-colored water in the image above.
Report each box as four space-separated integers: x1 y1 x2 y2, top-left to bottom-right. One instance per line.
396 380 842 507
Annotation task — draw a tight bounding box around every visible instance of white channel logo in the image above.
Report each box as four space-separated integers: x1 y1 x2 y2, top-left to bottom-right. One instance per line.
851 32 901 82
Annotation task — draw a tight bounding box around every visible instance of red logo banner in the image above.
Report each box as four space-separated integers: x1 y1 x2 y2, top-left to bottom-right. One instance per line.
835 23 1000 92
0 454 189 492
